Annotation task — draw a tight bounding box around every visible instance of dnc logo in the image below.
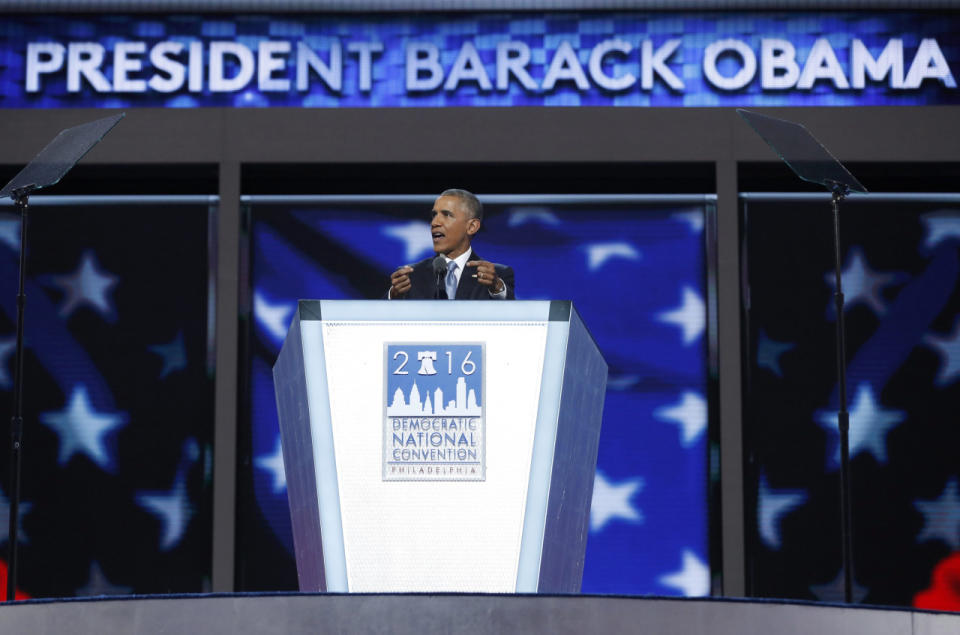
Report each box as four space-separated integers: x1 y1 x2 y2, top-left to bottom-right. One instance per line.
383 343 485 481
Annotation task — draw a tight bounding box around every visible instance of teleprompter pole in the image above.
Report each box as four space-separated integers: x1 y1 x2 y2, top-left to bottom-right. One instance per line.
0 113 124 602
830 185 854 605
6 189 32 602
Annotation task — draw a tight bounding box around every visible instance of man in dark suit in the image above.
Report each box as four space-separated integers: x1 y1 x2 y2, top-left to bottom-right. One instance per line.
388 189 515 300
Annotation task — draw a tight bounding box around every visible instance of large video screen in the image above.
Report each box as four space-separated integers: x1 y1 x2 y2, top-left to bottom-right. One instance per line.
0 195 215 598
742 193 960 609
238 193 716 594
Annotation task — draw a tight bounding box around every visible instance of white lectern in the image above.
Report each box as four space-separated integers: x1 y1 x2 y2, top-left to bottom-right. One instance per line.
273 300 606 593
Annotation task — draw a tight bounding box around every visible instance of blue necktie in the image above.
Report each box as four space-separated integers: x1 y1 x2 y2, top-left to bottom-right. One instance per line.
445 261 458 300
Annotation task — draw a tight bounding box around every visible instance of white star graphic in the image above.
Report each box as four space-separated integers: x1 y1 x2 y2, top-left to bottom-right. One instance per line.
824 247 900 317
383 221 434 261
757 474 807 550
922 211 960 249
0 214 19 251
606 374 640 391
254 291 295 343
655 391 707 448
810 568 869 604
148 332 187 379
39 385 126 470
0 488 31 545
507 208 560 227
0 336 15 390
672 209 704 233
590 470 644 532
583 241 641 272
137 474 192 552
50 250 119 321
75 561 132 598
658 286 705 346
756 330 795 378
659 550 710 597
256 436 286 494
816 382 905 469
924 318 960 387
183 437 201 464
914 477 960 550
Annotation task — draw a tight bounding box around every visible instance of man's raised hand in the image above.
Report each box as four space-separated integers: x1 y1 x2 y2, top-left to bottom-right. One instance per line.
467 260 503 293
389 265 414 298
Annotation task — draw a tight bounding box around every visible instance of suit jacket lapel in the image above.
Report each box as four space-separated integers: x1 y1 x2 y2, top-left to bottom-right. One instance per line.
456 252 482 299
413 260 437 299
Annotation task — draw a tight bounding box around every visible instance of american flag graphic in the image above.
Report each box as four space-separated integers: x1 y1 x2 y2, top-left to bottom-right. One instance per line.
743 193 960 609
239 194 714 595
5 191 955 607
0 196 214 598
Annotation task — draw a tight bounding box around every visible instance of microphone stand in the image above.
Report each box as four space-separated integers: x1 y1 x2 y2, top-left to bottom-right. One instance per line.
7 184 35 601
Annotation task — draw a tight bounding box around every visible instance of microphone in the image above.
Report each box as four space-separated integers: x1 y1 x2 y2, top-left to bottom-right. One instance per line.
432 255 448 299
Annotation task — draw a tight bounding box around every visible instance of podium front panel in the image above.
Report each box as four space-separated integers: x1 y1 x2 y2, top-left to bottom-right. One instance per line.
317 320 547 591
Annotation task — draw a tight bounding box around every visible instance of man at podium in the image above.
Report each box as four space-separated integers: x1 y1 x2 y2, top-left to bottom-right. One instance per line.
387 189 515 300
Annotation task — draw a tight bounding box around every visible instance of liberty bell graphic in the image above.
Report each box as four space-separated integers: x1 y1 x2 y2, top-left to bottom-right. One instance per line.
417 351 438 375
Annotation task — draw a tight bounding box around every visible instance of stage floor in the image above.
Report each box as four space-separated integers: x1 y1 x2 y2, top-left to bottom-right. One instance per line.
0 593 957 634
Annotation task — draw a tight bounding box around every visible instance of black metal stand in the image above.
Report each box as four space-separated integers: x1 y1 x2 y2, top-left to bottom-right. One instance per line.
0 113 124 602
6 187 32 602
737 109 864 605
829 185 854 605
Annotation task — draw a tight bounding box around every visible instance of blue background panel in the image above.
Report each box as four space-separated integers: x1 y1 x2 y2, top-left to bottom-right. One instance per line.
240 196 713 595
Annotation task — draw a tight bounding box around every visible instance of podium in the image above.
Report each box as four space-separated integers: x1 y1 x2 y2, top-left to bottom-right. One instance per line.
273 300 607 593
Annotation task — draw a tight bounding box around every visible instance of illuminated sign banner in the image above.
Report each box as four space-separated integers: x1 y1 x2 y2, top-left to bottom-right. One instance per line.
2 12 958 108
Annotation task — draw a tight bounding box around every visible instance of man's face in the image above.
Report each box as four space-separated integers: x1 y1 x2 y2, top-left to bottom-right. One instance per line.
430 195 479 258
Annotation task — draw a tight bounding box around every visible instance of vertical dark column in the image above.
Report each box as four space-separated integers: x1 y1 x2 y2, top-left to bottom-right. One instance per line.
6 195 28 601
716 158 745 597
212 159 240 591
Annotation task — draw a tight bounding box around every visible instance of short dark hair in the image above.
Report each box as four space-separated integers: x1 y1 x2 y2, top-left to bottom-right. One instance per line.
440 188 483 222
